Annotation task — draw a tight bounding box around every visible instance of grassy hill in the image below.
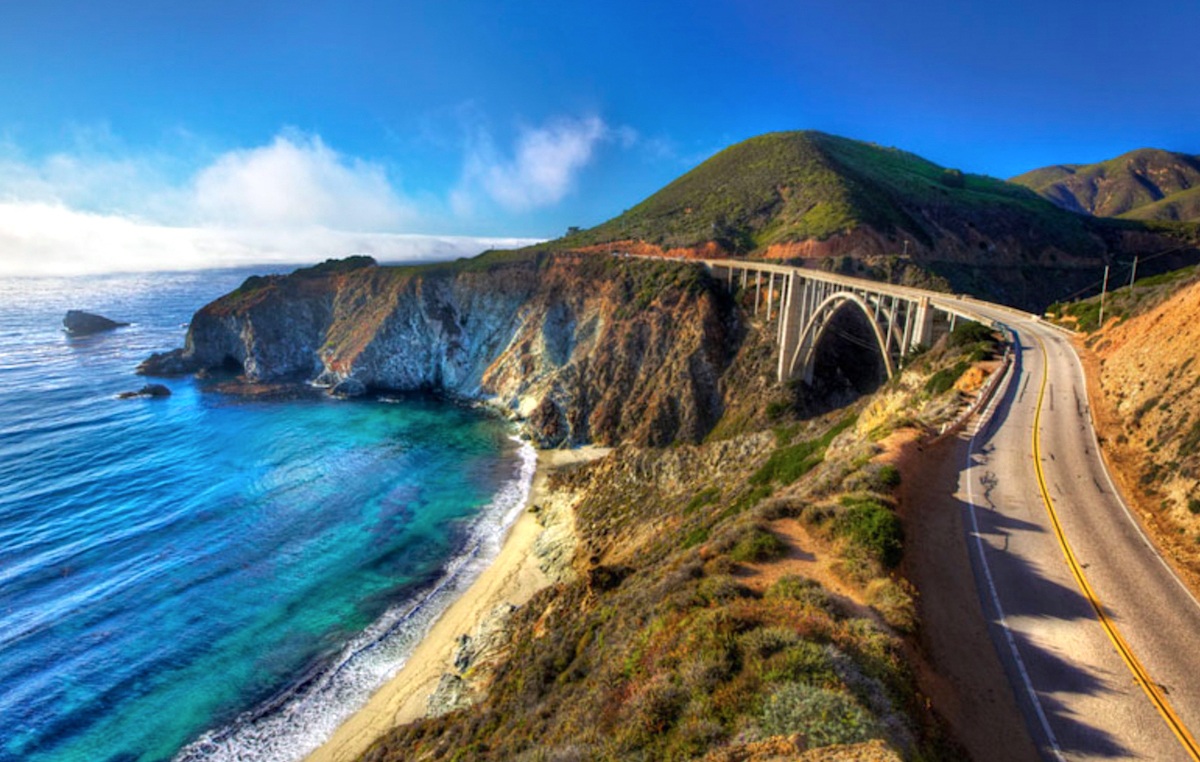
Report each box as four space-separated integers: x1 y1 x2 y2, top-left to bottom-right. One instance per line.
1012 148 1200 221
559 131 1097 255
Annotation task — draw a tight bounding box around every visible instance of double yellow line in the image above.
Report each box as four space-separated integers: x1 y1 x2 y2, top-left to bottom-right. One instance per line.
1032 335 1200 760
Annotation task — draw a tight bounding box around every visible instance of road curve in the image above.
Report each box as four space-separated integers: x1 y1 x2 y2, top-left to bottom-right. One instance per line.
955 304 1200 761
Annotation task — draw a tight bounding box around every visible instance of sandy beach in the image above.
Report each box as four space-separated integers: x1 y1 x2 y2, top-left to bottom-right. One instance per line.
306 445 608 762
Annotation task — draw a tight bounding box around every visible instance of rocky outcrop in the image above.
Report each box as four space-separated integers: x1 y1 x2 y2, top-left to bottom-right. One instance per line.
63 310 129 335
141 253 745 447
117 384 171 399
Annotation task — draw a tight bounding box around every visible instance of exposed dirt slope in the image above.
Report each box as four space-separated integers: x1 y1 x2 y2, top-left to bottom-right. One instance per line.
1085 277 1200 581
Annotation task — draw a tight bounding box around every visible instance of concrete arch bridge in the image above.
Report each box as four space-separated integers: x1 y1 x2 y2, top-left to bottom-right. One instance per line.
700 259 998 384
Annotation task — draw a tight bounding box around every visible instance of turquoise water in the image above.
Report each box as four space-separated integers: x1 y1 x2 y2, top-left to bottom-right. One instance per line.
0 270 533 762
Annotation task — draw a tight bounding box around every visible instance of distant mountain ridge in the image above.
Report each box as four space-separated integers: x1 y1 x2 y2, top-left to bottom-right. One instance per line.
1012 148 1200 221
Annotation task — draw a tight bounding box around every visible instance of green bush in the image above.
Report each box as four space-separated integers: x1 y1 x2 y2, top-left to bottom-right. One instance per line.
865 578 917 632
697 575 751 604
836 497 904 568
752 415 856 486
765 399 793 421
947 320 996 348
761 642 836 685
1179 420 1200 458
874 464 901 490
925 360 970 395
765 575 831 611
729 528 789 563
939 168 965 188
739 626 802 659
759 683 882 746
685 487 721 514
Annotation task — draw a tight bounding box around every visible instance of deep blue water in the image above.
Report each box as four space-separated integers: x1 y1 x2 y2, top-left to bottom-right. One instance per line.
0 269 534 762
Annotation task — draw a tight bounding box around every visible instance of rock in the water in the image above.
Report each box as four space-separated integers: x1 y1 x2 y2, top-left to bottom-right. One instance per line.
63 310 129 335
118 384 172 399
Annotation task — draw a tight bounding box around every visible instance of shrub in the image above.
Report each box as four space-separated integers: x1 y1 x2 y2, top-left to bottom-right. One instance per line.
729 527 789 563
967 345 992 362
759 683 882 747
752 415 857 486
836 497 904 568
753 497 803 521
739 626 802 659
697 575 751 604
947 321 997 348
765 575 831 611
1189 498 1200 516
622 674 689 744
838 543 882 585
682 525 711 549
1179 420 1200 458
761 641 836 685
925 360 970 395
874 464 901 490
865 578 917 632
939 168 965 189
686 487 721 514
766 399 793 422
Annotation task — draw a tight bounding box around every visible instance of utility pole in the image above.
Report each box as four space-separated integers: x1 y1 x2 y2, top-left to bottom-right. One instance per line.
1099 264 1110 329
1129 255 1139 291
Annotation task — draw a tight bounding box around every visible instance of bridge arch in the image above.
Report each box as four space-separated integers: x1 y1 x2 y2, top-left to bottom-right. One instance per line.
786 291 896 383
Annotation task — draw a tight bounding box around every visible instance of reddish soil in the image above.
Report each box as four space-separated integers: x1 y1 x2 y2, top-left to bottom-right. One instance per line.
895 434 1040 762
1077 343 1200 593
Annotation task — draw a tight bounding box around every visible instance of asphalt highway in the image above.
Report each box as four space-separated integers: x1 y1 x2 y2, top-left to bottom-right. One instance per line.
954 305 1200 761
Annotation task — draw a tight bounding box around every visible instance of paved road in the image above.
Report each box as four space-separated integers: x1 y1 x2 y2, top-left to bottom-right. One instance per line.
954 305 1200 761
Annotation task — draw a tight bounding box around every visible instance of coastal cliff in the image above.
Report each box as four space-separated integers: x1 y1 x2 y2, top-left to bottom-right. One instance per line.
142 252 741 447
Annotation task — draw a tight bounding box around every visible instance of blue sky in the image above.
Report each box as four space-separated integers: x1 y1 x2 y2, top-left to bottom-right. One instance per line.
1 0 1198 274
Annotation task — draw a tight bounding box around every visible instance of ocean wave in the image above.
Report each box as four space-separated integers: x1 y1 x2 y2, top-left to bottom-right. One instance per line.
172 436 538 762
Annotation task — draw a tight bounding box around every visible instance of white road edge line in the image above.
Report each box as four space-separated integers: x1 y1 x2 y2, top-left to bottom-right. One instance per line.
965 337 1066 761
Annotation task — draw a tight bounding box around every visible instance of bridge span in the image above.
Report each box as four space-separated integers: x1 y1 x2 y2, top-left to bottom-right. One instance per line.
699 258 1003 383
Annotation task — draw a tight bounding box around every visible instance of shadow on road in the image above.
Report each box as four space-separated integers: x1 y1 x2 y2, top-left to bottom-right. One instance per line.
904 431 1132 761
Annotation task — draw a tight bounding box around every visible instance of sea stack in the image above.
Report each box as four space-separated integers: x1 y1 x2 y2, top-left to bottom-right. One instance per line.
63 310 129 335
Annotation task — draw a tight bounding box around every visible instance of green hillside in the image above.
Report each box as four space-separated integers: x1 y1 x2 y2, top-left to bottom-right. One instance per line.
1123 185 1200 222
558 131 1098 255
1012 148 1200 221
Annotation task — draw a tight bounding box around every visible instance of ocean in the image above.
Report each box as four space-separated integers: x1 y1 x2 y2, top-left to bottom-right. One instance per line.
0 268 535 762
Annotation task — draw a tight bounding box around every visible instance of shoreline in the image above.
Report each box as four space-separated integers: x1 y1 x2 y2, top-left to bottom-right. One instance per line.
306 445 608 762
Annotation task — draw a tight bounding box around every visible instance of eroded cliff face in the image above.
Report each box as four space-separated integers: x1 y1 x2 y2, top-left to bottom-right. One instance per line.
1087 277 1200 574
143 253 742 447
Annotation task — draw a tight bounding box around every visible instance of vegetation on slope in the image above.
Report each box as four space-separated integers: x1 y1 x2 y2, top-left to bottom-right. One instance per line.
1012 148 1200 221
360 324 1003 762
1123 185 1200 223
1048 262 1200 332
554 131 1098 257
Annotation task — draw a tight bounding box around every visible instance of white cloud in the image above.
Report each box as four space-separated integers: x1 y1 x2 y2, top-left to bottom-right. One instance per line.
0 122 652 275
457 115 608 212
190 134 413 231
0 202 539 277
